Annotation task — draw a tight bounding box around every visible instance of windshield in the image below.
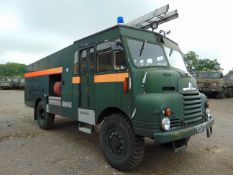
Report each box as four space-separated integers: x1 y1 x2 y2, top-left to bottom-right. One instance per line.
210 72 221 79
127 38 168 67
198 72 221 79
164 47 187 72
198 73 209 79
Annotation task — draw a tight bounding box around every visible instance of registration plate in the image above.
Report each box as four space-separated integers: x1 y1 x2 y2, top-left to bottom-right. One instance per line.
196 124 206 134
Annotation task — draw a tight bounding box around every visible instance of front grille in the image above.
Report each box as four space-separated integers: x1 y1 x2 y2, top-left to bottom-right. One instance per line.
183 93 203 126
170 118 181 131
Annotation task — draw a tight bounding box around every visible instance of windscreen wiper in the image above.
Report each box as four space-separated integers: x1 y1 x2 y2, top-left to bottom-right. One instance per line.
139 40 147 56
169 48 173 56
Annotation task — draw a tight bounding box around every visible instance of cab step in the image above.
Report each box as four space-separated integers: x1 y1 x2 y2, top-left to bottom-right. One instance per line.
78 122 94 134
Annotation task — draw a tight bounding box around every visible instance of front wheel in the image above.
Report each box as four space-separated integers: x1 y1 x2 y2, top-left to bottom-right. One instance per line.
100 113 144 171
36 101 55 130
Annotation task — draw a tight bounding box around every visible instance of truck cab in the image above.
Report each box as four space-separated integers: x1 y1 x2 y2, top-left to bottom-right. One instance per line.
197 71 232 98
116 29 213 140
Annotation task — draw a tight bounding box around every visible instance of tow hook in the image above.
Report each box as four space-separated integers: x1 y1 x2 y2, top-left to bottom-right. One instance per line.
172 138 188 153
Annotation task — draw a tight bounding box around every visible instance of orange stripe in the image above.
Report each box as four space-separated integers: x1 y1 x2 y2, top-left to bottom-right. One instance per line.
72 76 80 84
94 73 128 83
24 67 63 78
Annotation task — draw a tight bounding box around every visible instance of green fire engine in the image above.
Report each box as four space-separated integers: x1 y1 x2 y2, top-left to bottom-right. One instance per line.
24 5 214 171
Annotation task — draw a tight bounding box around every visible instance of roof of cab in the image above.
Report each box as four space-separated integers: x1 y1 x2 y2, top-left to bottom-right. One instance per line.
73 24 178 46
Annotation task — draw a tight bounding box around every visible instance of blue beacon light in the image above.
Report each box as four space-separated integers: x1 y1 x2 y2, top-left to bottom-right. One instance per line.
117 16 124 24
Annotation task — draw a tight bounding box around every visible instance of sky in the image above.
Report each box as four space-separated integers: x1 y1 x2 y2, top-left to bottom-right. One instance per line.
0 0 232 74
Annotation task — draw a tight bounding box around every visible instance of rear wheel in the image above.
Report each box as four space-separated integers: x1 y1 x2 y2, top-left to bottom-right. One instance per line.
36 101 55 130
226 88 232 98
216 91 225 99
100 113 144 171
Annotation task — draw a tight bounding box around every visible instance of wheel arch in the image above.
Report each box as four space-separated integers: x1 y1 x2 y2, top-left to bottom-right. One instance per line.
97 106 130 125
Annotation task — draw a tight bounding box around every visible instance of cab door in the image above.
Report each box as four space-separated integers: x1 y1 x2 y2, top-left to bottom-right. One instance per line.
61 46 73 118
79 47 95 109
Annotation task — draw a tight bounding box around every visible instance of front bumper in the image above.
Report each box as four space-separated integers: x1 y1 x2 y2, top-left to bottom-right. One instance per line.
153 118 214 143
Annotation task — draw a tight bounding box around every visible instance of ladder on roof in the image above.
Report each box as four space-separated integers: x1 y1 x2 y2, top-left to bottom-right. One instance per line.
126 4 178 30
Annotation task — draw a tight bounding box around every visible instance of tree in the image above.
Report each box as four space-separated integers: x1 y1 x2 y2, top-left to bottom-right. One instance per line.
227 70 233 75
0 62 26 77
184 51 199 74
184 51 222 74
196 59 222 71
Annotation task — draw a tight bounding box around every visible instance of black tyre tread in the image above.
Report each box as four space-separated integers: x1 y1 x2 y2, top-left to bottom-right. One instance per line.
120 116 144 171
100 113 144 171
37 101 55 130
216 91 224 99
226 88 232 98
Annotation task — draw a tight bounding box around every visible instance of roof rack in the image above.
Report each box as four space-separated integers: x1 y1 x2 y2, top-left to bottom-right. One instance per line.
126 4 178 30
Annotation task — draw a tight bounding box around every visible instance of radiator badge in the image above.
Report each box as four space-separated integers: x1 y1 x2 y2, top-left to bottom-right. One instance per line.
183 82 196 91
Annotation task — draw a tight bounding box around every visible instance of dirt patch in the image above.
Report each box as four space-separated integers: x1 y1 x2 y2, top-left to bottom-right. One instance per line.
0 130 42 143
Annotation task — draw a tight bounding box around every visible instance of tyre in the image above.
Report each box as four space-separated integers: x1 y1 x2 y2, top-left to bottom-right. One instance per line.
226 88 232 98
100 113 144 171
36 101 55 130
216 91 225 99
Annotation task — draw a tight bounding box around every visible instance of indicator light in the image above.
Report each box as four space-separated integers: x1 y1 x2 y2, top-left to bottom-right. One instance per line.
165 107 171 116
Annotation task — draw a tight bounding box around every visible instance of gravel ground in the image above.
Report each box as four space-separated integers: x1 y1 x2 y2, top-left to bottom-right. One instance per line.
0 90 233 175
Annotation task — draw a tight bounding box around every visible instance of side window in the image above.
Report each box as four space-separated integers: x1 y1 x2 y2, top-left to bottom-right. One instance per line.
89 48 95 72
114 51 127 71
74 51 79 74
80 50 87 74
97 51 113 72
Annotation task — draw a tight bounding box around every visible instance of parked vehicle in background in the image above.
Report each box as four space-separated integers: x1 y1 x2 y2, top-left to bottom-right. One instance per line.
0 76 12 89
197 71 233 98
0 76 25 90
224 72 233 96
19 78 25 89
10 76 21 89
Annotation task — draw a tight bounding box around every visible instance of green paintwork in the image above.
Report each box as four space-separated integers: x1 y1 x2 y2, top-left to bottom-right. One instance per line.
61 45 74 118
80 46 95 109
25 25 214 143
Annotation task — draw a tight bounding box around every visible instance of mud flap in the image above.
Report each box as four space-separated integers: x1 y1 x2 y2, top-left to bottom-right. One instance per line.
207 126 213 138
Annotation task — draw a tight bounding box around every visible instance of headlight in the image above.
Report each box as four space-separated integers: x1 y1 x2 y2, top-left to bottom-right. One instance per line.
205 108 211 119
161 117 170 131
